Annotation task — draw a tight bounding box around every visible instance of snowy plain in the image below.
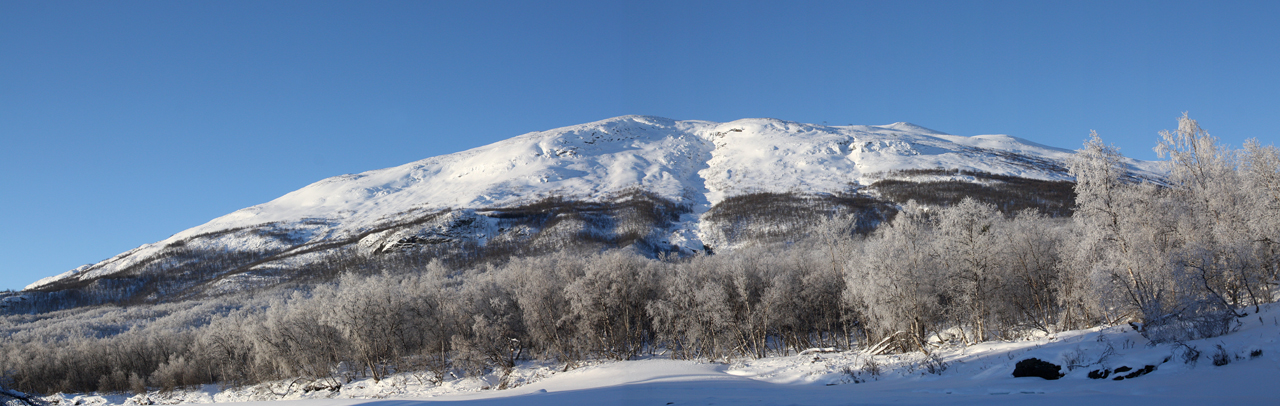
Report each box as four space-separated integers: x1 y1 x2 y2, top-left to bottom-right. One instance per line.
39 303 1280 406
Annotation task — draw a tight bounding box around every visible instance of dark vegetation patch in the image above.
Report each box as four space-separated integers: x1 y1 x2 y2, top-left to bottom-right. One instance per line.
869 169 1076 217
703 190 896 246
478 188 688 256
957 146 1070 175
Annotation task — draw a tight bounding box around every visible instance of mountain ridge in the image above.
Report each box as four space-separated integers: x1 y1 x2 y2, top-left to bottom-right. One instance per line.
24 115 1162 292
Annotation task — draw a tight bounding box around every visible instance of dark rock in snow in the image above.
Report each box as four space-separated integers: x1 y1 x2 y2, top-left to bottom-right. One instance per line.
1125 365 1155 379
1110 364 1156 380
1012 358 1064 380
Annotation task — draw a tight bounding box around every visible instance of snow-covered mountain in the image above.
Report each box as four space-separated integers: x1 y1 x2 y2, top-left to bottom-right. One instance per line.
24 116 1161 294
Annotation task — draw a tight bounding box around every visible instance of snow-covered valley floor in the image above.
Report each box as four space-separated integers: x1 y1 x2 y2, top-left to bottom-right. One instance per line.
40 304 1280 406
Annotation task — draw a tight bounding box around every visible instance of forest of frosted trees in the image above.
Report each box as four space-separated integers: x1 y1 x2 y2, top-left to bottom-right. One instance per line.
2 115 1278 395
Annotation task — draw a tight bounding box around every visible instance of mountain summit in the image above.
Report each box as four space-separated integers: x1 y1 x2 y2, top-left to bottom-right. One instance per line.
23 116 1160 301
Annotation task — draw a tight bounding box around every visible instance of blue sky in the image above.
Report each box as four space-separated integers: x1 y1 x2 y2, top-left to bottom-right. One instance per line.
1 0 1277 290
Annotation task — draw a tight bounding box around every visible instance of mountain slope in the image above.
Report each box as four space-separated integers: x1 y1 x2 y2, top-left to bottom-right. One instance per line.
23 115 1162 296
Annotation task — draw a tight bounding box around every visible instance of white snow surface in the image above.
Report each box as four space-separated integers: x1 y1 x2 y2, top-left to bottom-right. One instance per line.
40 302 1280 406
26 115 1162 290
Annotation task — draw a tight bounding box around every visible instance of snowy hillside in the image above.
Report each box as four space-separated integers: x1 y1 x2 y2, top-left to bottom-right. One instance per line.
24 115 1160 292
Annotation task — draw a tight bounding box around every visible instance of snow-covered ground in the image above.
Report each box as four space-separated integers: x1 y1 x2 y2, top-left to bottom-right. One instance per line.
38 303 1279 406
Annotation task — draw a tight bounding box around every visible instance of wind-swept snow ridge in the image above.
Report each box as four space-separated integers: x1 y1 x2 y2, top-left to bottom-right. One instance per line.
25 115 1161 290
184 115 712 238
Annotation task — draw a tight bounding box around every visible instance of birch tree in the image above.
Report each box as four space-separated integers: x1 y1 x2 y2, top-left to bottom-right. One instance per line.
846 202 946 353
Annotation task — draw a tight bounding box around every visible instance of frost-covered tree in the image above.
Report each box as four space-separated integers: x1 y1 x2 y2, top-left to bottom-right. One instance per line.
1241 139 1280 286
564 251 655 360
1071 115 1280 342
935 198 1003 343
248 292 347 382
1148 114 1275 334
447 270 524 378
193 310 256 386
724 254 770 358
1069 131 1170 329
647 259 734 360
322 273 417 382
507 252 586 365
845 202 947 353
996 210 1069 333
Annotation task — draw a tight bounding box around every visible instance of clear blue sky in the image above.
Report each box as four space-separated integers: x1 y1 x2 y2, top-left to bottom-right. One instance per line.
2 0 1277 290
